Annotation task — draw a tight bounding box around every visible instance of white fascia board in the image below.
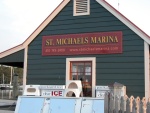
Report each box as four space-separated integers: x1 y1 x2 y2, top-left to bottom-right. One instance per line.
0 44 24 58
23 0 71 47
96 0 150 44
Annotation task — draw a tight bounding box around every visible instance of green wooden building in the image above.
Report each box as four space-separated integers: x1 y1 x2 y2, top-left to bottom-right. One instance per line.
0 0 150 98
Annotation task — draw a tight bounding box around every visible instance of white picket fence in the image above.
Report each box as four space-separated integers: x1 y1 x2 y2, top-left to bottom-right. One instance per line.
104 92 150 113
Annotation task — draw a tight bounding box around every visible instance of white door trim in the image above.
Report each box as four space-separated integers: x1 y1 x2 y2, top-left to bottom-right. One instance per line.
66 57 96 97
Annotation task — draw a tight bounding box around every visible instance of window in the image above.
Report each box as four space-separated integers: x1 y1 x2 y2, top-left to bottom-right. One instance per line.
66 57 96 97
70 62 92 81
73 0 90 16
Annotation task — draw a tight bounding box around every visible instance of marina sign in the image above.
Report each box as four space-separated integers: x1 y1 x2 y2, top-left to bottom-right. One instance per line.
42 31 122 56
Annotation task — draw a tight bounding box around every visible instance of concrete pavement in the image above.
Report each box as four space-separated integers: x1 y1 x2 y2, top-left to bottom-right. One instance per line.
0 99 16 113
0 110 14 113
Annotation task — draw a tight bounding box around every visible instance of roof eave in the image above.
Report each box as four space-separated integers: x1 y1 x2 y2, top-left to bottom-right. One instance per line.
0 44 24 58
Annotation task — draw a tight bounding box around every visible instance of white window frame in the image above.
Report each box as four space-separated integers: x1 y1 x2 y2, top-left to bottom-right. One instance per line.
73 0 90 16
66 57 96 97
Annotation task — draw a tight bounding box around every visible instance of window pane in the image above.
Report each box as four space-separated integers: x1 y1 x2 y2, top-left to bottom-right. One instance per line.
85 62 91 76
71 74 77 80
85 75 91 83
85 67 91 75
78 74 84 81
78 64 84 73
72 65 77 73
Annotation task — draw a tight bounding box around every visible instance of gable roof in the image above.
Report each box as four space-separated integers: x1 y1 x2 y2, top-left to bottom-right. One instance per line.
0 0 150 58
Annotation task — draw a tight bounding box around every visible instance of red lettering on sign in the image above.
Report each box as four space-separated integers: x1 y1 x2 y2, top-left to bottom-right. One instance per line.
51 91 63 96
59 91 62 96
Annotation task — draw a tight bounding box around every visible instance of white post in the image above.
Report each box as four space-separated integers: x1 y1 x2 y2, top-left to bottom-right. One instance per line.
13 73 18 99
2 73 4 84
10 66 13 85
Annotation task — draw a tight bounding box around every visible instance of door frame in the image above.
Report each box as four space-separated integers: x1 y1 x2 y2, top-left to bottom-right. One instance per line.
66 57 96 97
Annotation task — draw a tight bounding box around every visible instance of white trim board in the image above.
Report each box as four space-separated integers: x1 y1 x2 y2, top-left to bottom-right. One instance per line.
23 46 28 91
144 41 149 99
0 45 24 58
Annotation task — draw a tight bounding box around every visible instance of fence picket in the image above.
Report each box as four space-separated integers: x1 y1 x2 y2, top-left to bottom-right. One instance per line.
109 93 114 113
146 98 150 113
132 100 136 113
142 97 147 113
120 96 125 113
135 97 140 113
115 95 120 113
146 102 150 113
139 101 143 113
126 98 130 113
104 92 109 113
130 96 134 112
104 92 150 113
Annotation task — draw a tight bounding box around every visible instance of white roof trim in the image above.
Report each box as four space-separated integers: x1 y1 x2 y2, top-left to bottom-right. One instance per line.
23 0 71 47
96 0 150 45
0 44 24 58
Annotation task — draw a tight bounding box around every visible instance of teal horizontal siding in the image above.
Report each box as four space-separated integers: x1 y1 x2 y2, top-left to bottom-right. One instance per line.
27 79 65 85
27 69 65 75
96 69 144 74
112 85 144 97
96 74 144 79
27 0 145 97
40 26 128 35
46 21 124 29
48 17 119 26
97 79 144 86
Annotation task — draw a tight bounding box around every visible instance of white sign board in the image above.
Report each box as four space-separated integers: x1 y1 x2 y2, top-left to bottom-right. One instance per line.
96 91 106 99
95 86 110 90
95 86 112 99
40 85 65 89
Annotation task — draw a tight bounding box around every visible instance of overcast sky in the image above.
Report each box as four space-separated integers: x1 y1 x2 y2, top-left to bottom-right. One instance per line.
0 0 150 52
